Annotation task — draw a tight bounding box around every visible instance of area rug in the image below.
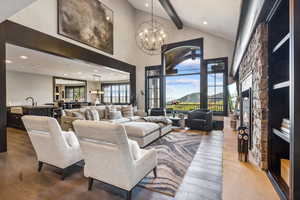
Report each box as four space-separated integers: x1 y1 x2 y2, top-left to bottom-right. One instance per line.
138 131 203 197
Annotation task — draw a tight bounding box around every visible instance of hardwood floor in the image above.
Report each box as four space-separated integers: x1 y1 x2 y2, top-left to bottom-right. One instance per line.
0 119 279 200
222 117 279 200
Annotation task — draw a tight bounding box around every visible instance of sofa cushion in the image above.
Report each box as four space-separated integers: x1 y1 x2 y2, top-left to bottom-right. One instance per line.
122 105 134 118
109 118 131 124
73 111 86 120
128 139 142 160
85 109 100 121
105 105 116 119
95 108 106 119
109 110 122 120
123 122 160 137
127 116 141 121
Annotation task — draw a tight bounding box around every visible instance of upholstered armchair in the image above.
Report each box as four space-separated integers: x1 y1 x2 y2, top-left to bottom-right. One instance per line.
22 116 82 180
73 120 157 200
186 109 213 131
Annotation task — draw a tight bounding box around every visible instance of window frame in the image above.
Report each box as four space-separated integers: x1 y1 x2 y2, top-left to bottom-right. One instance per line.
101 83 131 105
205 57 228 116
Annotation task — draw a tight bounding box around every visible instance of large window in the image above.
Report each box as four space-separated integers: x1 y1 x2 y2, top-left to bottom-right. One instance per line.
207 58 227 114
165 47 201 112
145 39 228 116
102 83 130 104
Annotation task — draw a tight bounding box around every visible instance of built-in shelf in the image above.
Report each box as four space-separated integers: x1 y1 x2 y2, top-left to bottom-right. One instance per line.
273 81 290 90
273 128 290 143
267 171 289 200
272 33 290 53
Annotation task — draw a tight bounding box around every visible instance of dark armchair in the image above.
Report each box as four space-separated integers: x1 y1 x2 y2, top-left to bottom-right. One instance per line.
149 108 166 116
186 109 213 131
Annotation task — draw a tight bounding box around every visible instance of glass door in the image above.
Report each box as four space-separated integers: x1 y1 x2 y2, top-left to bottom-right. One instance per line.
145 65 163 111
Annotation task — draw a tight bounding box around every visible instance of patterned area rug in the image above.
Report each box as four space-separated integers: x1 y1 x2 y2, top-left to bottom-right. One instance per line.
138 131 203 197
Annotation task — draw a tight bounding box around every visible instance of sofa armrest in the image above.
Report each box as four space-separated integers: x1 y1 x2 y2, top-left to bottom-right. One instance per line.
133 148 157 184
61 116 81 131
134 110 147 117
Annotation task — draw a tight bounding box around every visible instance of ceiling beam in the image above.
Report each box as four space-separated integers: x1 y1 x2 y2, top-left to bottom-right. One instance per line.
159 0 183 29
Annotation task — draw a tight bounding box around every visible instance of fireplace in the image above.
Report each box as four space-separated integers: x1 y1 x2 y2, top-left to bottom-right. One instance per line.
241 74 253 150
241 89 252 150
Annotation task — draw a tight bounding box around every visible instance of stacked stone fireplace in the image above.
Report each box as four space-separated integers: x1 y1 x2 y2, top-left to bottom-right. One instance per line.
239 24 268 169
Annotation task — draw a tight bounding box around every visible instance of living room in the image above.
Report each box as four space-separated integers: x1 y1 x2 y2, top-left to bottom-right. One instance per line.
1 0 299 200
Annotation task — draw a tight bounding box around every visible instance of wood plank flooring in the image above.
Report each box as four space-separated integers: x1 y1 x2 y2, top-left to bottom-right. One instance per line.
0 119 279 200
222 117 279 200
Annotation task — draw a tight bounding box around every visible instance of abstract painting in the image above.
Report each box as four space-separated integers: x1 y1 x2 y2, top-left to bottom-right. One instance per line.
58 0 113 54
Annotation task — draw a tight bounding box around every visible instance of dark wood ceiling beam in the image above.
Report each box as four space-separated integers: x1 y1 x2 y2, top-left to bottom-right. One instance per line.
159 0 183 29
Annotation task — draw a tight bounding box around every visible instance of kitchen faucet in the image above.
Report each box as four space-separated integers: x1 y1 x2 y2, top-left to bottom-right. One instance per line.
25 96 36 106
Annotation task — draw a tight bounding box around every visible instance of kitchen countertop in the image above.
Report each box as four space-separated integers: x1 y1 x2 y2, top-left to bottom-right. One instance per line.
8 105 57 109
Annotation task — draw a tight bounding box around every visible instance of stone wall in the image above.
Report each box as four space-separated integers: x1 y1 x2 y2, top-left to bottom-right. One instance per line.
239 24 268 169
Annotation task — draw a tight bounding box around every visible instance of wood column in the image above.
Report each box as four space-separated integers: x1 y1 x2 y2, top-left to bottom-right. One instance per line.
0 23 7 153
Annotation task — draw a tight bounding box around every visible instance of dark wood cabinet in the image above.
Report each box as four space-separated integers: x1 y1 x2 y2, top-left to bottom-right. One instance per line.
7 112 24 130
7 106 54 130
266 0 300 199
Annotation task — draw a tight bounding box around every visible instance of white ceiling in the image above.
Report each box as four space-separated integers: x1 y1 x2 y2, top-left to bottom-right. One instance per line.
128 0 242 41
5 44 130 82
0 0 37 23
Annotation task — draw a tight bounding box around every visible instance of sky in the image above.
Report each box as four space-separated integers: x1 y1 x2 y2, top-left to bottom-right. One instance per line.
166 57 224 102
166 74 200 102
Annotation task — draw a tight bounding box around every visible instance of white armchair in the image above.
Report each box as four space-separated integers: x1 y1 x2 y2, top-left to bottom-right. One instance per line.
22 115 82 180
73 120 157 200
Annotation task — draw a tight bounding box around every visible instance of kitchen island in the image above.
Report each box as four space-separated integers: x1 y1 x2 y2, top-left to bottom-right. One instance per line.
7 105 57 130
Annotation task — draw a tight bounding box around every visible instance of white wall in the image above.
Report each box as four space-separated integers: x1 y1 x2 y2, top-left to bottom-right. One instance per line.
87 81 100 103
9 0 138 65
8 1 235 109
6 71 53 106
6 70 103 106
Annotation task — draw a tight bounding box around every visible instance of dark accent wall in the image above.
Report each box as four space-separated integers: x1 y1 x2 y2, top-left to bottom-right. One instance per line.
0 23 7 152
0 21 136 152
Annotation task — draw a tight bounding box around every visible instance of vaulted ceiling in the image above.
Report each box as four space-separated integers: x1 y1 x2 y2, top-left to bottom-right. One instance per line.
128 0 242 41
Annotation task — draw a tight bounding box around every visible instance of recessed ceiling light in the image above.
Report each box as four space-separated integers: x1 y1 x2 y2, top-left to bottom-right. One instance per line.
20 56 28 59
5 60 12 64
203 21 208 25
106 16 110 21
63 74 68 76
77 72 82 75
145 3 149 7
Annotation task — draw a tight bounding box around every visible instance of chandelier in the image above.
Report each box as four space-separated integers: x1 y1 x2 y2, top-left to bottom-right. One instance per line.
136 0 167 55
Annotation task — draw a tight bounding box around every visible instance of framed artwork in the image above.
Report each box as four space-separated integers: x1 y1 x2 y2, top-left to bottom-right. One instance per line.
58 0 114 54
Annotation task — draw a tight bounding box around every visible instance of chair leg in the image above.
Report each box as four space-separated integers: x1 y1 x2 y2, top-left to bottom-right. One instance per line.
61 168 66 180
127 190 132 200
153 167 157 178
38 161 43 172
88 177 94 191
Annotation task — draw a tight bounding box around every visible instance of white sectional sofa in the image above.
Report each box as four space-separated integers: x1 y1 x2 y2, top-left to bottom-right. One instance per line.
60 105 172 147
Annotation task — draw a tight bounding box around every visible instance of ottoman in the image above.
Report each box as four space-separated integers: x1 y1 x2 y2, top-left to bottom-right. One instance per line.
123 122 160 147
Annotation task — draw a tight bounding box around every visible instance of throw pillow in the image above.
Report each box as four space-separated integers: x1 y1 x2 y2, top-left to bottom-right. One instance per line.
128 139 142 160
105 105 116 119
95 108 106 119
85 109 100 121
109 110 123 120
122 105 134 118
65 110 74 117
72 111 86 120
